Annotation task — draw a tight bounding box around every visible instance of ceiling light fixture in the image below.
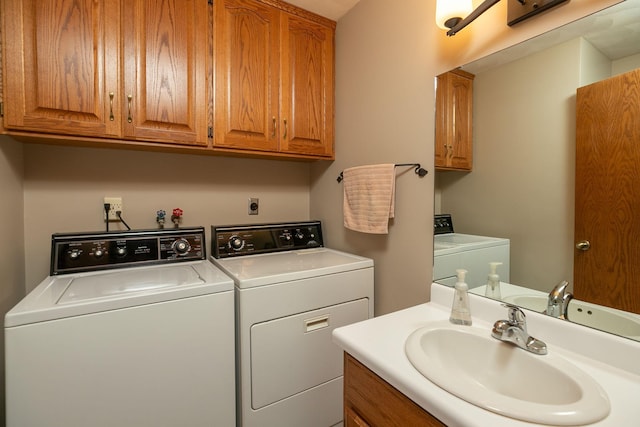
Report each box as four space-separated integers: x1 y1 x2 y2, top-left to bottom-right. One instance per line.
436 0 570 37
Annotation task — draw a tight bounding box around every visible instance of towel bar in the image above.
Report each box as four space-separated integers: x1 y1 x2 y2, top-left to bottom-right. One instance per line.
337 163 428 183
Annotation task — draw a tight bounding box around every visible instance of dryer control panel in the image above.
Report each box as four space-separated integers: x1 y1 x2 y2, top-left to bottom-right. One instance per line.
212 221 323 258
51 227 205 275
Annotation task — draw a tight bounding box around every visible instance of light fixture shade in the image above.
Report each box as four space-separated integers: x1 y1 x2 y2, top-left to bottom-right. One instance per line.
436 0 473 30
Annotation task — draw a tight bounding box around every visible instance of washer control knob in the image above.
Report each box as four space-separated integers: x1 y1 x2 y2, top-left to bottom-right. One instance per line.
69 249 81 260
94 249 105 258
116 246 127 257
228 236 244 251
295 231 305 240
173 238 191 255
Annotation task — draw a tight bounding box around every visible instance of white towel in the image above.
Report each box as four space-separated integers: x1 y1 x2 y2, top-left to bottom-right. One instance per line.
343 164 396 234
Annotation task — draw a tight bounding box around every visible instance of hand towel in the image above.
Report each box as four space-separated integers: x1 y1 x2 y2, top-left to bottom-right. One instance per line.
343 163 396 234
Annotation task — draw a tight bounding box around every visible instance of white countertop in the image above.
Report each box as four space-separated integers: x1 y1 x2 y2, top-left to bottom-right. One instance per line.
333 283 640 426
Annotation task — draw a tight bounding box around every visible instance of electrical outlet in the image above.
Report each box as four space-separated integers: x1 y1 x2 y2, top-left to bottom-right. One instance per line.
104 197 123 221
248 198 259 215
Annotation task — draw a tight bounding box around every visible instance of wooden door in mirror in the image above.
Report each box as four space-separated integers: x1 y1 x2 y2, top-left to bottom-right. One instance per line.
574 68 640 315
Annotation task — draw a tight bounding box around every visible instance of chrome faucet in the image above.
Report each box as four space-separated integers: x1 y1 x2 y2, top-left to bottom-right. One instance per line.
492 304 547 355
545 280 573 320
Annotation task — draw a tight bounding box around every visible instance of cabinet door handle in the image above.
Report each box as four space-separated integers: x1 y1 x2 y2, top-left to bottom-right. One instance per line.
127 94 133 123
272 116 276 138
283 118 287 139
109 92 115 121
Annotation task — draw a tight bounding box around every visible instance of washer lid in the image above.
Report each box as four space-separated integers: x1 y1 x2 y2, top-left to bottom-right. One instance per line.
5 261 234 327
210 248 373 289
59 265 204 304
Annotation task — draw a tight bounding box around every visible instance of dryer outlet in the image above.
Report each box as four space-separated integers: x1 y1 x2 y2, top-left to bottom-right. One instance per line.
248 198 259 215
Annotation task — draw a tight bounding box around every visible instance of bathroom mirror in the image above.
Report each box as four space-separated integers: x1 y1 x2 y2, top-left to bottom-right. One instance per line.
434 0 640 340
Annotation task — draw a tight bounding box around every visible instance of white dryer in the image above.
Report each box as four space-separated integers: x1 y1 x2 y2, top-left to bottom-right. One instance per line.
210 221 374 427
433 214 510 288
5 227 235 427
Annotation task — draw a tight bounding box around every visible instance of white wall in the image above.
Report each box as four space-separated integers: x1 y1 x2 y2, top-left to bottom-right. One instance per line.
613 52 640 75
311 0 436 315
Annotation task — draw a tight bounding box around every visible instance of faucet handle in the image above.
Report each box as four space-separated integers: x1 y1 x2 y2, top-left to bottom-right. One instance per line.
550 280 570 298
502 303 527 330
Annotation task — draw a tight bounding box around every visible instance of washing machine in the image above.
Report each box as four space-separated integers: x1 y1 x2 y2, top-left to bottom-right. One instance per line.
210 221 374 427
5 227 235 427
433 214 510 288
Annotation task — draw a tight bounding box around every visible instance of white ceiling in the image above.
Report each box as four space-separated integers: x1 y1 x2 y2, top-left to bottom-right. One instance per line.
580 0 640 59
285 0 360 20
461 0 640 74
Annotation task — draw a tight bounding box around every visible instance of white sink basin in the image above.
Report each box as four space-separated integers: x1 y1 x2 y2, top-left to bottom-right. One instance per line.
503 294 640 340
405 322 610 425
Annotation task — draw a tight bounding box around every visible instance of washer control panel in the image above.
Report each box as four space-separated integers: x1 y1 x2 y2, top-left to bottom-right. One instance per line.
212 221 323 258
51 227 205 275
434 214 455 235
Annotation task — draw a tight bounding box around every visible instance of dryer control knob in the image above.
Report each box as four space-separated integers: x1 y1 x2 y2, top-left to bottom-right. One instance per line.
116 246 127 257
228 236 244 251
94 249 105 258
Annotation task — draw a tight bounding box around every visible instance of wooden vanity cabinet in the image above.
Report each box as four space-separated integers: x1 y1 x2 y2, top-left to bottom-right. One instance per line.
2 0 210 146
435 69 474 171
213 0 335 159
344 353 446 427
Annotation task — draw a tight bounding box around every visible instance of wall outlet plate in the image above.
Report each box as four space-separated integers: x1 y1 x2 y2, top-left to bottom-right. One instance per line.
104 197 123 221
248 198 259 215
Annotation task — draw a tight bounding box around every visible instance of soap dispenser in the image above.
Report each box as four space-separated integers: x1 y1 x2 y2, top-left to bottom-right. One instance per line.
449 269 472 326
484 262 503 300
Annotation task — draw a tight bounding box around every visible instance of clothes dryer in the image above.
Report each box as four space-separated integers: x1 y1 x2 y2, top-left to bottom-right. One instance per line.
210 221 374 427
434 214 510 287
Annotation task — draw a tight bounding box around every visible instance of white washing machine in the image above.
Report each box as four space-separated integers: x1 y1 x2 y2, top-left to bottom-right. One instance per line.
5 227 235 427
210 221 374 427
433 214 510 288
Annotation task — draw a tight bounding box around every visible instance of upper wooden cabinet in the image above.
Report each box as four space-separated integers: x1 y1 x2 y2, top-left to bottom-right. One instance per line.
213 0 335 159
122 0 210 145
2 0 121 138
435 69 474 171
2 0 210 146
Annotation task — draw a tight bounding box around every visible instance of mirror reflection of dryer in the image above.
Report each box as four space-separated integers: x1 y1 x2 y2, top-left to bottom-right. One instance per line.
434 214 510 288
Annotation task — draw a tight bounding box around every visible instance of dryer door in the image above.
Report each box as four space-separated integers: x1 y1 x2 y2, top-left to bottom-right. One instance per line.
250 298 369 409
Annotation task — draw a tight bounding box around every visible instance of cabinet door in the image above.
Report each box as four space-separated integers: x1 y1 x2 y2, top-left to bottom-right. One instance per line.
123 0 209 145
280 12 334 157
213 0 280 152
345 406 371 427
435 70 474 171
2 0 120 137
